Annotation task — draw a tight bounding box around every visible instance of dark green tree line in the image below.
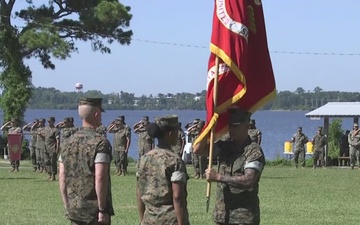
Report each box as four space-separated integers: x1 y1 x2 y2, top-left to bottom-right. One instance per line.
0 0 133 121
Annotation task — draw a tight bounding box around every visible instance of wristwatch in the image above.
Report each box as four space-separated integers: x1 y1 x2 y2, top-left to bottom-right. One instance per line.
98 207 108 214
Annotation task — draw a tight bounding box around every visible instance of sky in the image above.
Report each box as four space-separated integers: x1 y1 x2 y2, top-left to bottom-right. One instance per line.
10 0 360 96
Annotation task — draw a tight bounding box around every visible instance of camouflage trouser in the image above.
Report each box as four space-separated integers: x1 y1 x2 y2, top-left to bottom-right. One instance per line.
70 219 111 225
313 150 324 167
36 147 45 168
114 150 128 172
30 146 37 168
192 153 207 175
349 147 360 167
294 149 306 167
44 151 58 175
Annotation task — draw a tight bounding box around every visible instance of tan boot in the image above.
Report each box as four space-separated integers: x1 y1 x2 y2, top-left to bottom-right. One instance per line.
9 167 15 172
117 170 122 176
51 174 56 181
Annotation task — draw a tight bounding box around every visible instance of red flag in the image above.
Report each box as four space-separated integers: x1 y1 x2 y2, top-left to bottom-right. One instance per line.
194 0 276 145
8 133 23 161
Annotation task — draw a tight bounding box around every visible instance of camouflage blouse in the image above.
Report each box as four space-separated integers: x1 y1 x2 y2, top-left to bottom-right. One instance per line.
213 137 265 224
60 127 114 223
137 147 190 225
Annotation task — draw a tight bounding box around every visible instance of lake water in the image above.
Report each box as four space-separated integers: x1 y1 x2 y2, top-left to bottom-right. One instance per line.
1 110 356 160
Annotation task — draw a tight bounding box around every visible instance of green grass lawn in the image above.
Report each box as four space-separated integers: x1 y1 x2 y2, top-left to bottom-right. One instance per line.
0 160 359 225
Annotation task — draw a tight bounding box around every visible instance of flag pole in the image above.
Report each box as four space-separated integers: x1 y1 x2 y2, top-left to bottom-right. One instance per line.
206 56 220 213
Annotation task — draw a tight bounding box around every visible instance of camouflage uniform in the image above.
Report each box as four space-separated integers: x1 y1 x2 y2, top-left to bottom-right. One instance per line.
349 124 360 168
136 129 153 159
171 126 185 157
248 128 262 145
213 137 265 225
30 130 38 170
291 127 308 168
59 127 114 224
113 125 131 173
44 126 60 175
96 125 107 138
191 127 207 178
35 123 46 171
138 148 190 225
312 127 326 168
7 126 23 170
61 127 78 148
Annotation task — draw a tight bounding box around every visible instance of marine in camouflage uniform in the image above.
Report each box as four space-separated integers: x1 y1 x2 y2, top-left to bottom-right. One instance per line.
192 108 265 225
44 117 60 181
291 127 308 168
96 123 107 138
57 117 78 149
134 116 154 160
171 122 186 158
312 126 326 168
108 117 131 176
23 119 39 172
1 119 23 172
248 119 262 145
189 121 207 179
137 115 190 225
32 118 46 173
349 123 360 169
59 97 114 225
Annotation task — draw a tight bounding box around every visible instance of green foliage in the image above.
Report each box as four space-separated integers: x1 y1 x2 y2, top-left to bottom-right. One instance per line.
0 0 133 121
328 119 343 158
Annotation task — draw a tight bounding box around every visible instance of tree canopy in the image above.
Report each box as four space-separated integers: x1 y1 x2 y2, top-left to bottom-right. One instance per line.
0 0 133 121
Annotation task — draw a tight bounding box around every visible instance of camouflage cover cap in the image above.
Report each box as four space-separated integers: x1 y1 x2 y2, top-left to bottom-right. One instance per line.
318 126 323 131
250 119 255 125
48 117 55 122
33 119 39 123
142 116 149 122
39 118 46 122
79 97 105 112
297 126 302 130
69 117 74 122
63 117 71 123
114 119 123 125
228 108 251 125
155 115 179 128
118 115 125 121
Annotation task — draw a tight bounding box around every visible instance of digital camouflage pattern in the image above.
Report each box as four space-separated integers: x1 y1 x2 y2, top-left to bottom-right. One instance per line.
291 132 308 167
214 138 265 225
312 133 326 167
191 129 206 176
113 125 131 171
60 127 114 223
35 127 46 168
44 127 60 175
349 130 360 167
60 127 78 148
137 130 153 158
96 125 107 137
248 128 262 144
30 130 38 168
172 127 185 157
137 147 190 225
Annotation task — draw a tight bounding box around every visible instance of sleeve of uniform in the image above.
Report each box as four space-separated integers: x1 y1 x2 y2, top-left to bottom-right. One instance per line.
170 157 188 184
55 129 60 139
94 140 112 164
244 145 265 173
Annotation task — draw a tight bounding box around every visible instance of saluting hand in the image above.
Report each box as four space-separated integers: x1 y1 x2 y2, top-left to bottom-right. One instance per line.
205 168 219 182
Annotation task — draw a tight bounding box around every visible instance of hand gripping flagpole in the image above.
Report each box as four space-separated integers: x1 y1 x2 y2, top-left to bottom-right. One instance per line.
206 56 220 213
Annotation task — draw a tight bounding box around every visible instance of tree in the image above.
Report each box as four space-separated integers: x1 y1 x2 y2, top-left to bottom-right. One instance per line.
0 0 133 121
295 87 305 95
